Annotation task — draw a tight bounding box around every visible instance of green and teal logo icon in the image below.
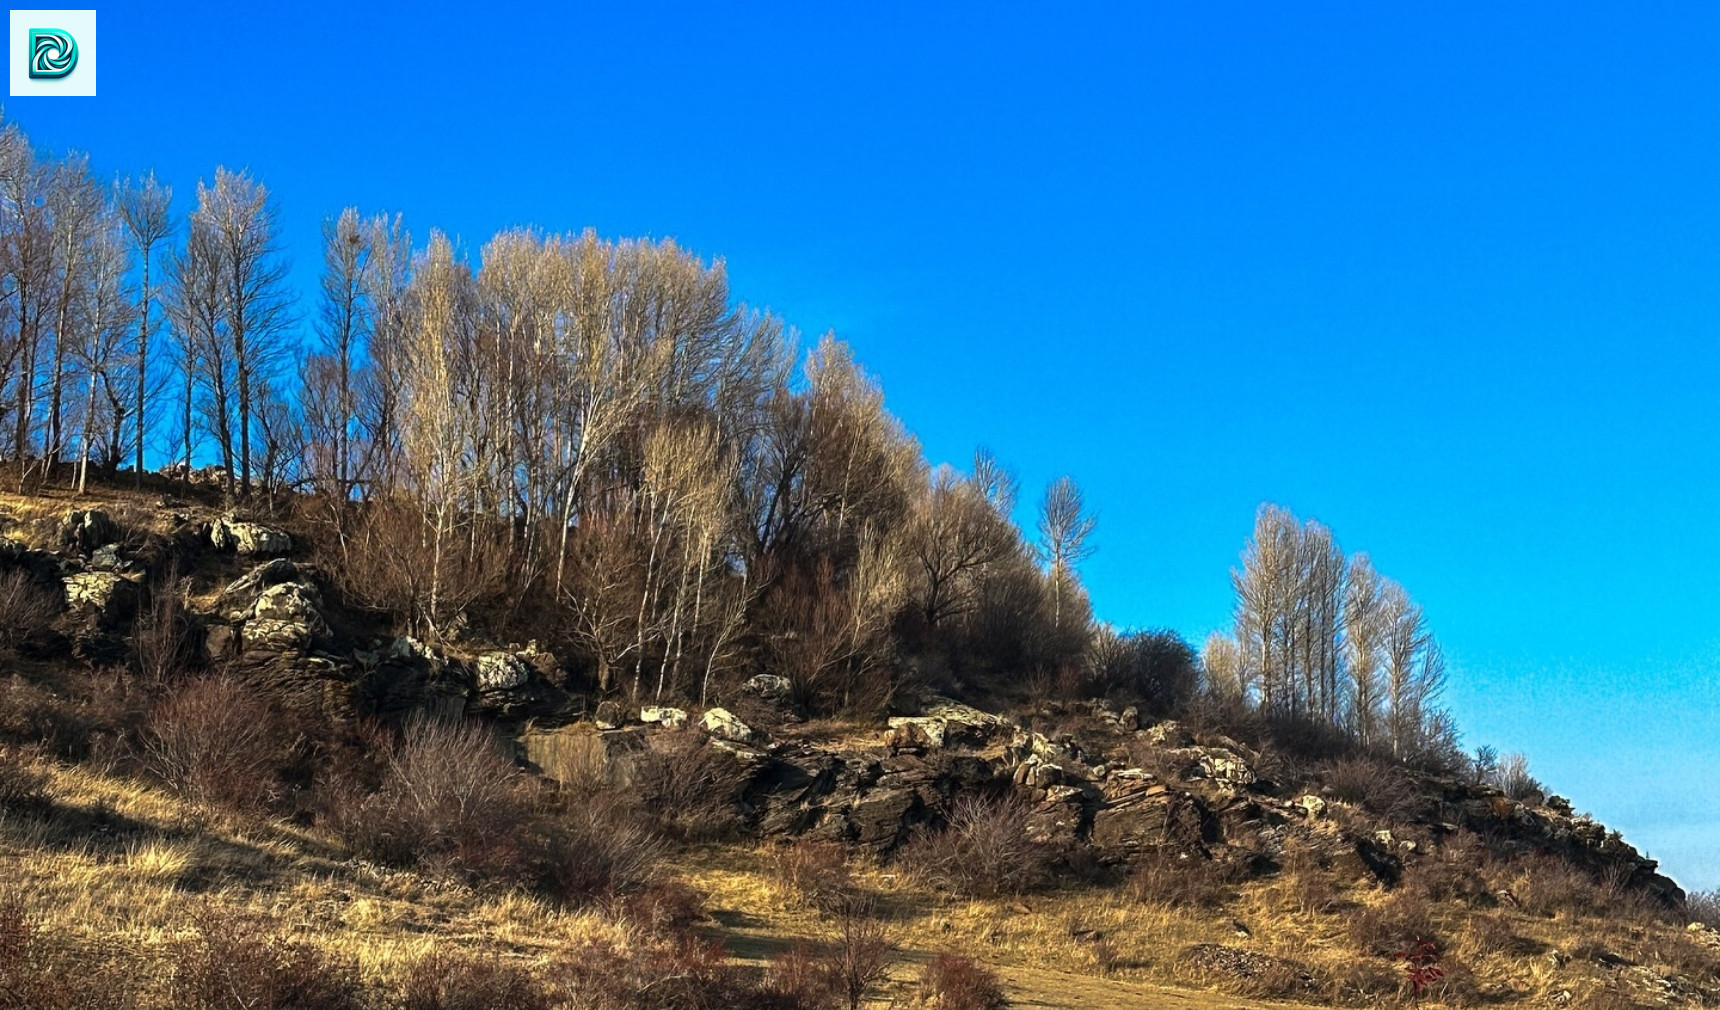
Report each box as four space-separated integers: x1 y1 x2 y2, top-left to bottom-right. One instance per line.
27 29 77 80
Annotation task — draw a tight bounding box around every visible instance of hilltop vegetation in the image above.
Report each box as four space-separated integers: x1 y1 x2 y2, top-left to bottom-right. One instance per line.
0 116 1712 1009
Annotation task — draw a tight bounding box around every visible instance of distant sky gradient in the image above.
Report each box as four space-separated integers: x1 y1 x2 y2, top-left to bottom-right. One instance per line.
13 3 1718 887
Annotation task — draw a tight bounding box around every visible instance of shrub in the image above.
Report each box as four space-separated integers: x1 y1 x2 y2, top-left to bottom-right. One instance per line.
1686 890 1720 930
397 950 550 1010
539 802 664 904
327 714 532 884
762 944 840 1009
911 951 1009 1009
130 567 198 683
141 674 284 809
0 746 48 812
0 568 57 654
547 930 756 1010
1493 752 1543 803
631 729 748 841
167 910 367 1010
1129 849 1234 909
1322 757 1420 823
0 895 137 1010
770 837 853 910
1349 892 1437 958
828 899 895 1010
897 793 1049 898
1085 628 1200 716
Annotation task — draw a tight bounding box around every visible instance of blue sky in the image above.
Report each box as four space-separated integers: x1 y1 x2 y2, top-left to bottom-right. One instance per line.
14 2 1720 887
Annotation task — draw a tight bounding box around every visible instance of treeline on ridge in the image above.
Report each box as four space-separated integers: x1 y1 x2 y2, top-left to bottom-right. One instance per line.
0 115 1458 768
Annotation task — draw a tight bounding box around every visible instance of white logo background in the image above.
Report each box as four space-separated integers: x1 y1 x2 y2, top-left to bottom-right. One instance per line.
10 9 96 97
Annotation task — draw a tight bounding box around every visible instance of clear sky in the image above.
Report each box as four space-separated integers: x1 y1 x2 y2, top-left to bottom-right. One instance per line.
13 3 1719 888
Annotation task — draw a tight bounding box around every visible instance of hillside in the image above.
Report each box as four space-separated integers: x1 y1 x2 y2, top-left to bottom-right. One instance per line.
1 480 1715 1010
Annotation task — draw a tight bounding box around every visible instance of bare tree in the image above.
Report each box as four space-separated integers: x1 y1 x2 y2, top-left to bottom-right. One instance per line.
908 464 1018 630
115 172 172 484
72 217 133 493
43 153 105 475
1037 474 1097 632
1343 552 1386 747
188 167 295 497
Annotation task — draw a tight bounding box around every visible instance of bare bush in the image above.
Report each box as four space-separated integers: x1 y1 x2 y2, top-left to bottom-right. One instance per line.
547 930 756 1010
911 950 1009 1010
1129 849 1234 909
1348 892 1438 958
1686 890 1720 930
1493 751 1543 802
0 894 137 1010
131 567 197 682
0 747 48 812
897 792 1049 898
0 569 57 653
141 674 283 809
1322 756 1421 823
397 950 550 1010
327 714 530 883
540 802 665 904
770 837 853 910
829 899 895 1010
631 729 748 840
167 910 367 1010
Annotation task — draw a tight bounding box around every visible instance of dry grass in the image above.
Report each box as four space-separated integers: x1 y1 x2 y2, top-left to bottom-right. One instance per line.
0 725 1710 1010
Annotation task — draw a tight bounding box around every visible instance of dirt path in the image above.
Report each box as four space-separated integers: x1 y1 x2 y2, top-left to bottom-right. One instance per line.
712 912 1317 1010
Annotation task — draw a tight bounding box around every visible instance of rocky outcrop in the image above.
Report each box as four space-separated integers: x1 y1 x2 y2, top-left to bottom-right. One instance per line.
700 707 755 743
210 516 292 556
243 581 330 655
63 571 137 626
476 652 531 692
641 706 688 728
58 509 117 555
885 700 1013 751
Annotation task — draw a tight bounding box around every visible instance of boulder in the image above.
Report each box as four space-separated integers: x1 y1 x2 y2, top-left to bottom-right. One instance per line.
217 559 300 613
1143 720 1195 747
242 581 329 655
211 516 292 556
1295 794 1327 819
63 571 135 624
641 705 689 729
58 509 117 555
885 700 1012 751
743 673 793 700
475 652 531 692
1181 746 1255 787
523 724 652 789
700 706 755 743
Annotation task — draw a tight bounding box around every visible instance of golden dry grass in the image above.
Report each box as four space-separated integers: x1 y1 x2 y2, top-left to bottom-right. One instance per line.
3 752 1713 1010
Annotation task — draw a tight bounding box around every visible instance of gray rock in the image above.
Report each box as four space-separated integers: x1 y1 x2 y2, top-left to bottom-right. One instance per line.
700 706 755 743
58 509 117 555
640 705 689 728
475 652 531 692
63 571 132 617
211 516 292 556
743 673 793 700
885 700 1012 750
242 581 329 654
